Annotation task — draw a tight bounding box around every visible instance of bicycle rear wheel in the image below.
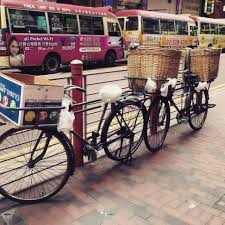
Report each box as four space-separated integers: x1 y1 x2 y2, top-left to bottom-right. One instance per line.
101 100 146 161
144 96 170 152
188 89 209 130
0 128 73 204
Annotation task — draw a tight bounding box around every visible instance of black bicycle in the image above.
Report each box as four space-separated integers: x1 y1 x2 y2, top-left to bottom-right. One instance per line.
144 71 209 152
0 86 146 204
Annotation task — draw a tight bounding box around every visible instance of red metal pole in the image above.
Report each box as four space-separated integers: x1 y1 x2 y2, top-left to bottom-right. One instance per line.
142 0 148 10
71 60 84 167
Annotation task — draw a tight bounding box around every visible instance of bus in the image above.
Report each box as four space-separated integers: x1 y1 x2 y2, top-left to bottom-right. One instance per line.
190 16 225 50
116 10 198 52
0 0 123 73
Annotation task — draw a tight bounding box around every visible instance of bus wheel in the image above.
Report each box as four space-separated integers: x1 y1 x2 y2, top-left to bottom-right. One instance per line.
44 54 60 74
104 51 116 67
20 67 32 74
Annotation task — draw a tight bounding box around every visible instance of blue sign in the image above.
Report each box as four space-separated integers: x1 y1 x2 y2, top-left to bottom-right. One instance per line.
103 0 113 6
0 76 21 124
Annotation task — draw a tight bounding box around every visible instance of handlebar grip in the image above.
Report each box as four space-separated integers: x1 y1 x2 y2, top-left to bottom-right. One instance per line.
64 85 86 93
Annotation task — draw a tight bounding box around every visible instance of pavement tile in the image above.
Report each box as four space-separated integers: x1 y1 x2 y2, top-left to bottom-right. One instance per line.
1 84 225 225
207 216 225 225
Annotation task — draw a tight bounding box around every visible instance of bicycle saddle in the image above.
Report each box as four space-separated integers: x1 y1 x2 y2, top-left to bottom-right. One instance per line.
99 85 123 104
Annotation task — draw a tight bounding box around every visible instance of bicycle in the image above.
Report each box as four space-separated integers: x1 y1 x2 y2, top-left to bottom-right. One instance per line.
144 71 209 152
0 85 146 204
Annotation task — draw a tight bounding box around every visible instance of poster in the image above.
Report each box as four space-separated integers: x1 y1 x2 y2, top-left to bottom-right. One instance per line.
0 76 21 124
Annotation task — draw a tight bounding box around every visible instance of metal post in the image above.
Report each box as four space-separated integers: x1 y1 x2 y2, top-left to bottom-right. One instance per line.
142 0 148 10
71 60 84 167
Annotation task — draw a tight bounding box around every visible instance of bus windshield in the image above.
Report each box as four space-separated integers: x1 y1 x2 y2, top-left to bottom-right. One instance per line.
126 16 138 31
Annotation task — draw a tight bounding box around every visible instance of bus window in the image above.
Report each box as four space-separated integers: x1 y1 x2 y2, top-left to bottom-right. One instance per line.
118 18 125 31
63 14 78 34
49 13 78 34
175 21 188 35
8 9 47 34
210 24 219 34
160 20 175 35
108 22 121 36
219 24 225 34
200 23 210 34
48 13 63 34
92 17 104 35
80 16 104 35
126 17 138 31
142 18 160 34
80 16 92 35
190 26 197 36
9 9 29 33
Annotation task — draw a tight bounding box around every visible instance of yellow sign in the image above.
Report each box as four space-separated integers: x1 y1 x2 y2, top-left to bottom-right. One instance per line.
204 0 215 15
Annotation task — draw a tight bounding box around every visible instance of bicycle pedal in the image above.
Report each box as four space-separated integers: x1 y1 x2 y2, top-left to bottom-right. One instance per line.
180 117 189 124
208 104 216 109
83 146 98 162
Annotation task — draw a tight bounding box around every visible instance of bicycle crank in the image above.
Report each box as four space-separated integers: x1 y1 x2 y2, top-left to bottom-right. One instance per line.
82 145 98 162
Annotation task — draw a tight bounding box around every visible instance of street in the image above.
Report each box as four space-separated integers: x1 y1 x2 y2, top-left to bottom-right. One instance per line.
0 54 223 224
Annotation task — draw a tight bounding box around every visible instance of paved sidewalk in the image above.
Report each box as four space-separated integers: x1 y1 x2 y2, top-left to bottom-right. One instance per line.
0 88 225 225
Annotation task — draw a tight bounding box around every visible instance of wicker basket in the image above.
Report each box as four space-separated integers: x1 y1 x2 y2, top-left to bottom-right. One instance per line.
190 48 221 82
128 47 182 92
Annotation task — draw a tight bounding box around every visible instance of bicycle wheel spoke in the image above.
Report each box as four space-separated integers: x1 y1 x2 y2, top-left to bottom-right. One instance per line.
189 90 208 130
0 128 70 203
103 101 145 161
145 97 170 152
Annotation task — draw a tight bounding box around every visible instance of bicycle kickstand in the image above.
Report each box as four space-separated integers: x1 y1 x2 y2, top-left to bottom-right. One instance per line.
122 152 133 166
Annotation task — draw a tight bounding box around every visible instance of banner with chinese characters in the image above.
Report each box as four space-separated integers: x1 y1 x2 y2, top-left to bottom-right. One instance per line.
182 0 201 15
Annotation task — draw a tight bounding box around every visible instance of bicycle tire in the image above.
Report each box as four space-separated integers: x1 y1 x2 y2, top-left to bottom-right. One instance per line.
0 128 73 204
101 100 146 161
188 89 209 130
144 96 170 152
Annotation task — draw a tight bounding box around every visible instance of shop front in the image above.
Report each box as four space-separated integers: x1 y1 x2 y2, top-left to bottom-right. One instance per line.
57 0 147 10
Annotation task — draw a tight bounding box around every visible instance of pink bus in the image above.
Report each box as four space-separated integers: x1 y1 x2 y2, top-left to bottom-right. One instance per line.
0 0 124 73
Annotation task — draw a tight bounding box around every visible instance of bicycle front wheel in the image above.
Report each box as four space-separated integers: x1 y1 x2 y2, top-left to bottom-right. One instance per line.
101 100 146 161
0 128 73 204
144 96 170 152
188 89 209 130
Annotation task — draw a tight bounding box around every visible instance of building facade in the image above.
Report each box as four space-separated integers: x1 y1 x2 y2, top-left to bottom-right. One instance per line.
56 0 147 9
54 0 225 17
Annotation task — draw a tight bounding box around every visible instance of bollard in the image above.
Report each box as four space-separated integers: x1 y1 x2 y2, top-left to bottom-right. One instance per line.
71 60 84 167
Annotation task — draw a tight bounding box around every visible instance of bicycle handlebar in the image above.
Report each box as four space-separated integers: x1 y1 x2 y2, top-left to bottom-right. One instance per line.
64 85 86 93
0 102 65 111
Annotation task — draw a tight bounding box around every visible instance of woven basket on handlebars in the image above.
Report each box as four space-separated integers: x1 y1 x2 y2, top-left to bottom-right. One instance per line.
190 48 221 82
127 47 182 92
